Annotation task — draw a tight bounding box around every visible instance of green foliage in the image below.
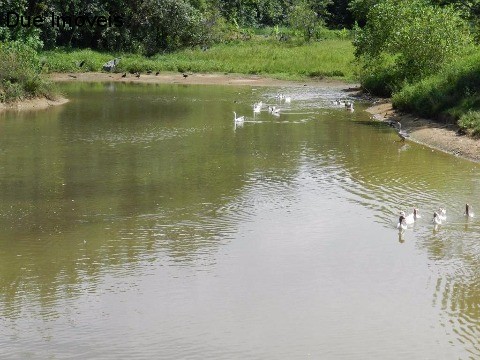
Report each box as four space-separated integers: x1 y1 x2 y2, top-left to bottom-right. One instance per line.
288 0 325 41
0 41 55 102
354 0 473 96
132 0 209 55
458 111 480 136
392 49 480 133
348 0 380 25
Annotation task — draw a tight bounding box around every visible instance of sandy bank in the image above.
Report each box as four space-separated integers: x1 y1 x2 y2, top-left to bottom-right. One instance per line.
367 101 480 163
50 71 352 88
0 96 69 112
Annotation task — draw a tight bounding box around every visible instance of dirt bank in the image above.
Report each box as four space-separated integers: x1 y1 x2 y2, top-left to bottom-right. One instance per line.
50 71 352 88
367 101 480 163
0 96 69 113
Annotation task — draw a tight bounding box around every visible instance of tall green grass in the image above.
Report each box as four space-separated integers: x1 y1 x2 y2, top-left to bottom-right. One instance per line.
0 42 56 103
42 38 356 80
392 50 480 133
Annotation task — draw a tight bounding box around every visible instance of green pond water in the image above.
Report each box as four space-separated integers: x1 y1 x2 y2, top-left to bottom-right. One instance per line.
0 82 479 359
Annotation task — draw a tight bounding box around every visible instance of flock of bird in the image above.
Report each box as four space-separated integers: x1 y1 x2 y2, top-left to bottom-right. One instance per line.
235 94 473 235
332 99 355 112
396 204 475 232
233 93 294 127
234 95 355 127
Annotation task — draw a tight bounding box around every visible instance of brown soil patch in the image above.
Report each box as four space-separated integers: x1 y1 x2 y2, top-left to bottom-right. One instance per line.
50 71 352 88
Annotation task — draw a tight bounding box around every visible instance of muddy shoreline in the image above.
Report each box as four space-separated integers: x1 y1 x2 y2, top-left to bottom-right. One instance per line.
0 97 69 112
366 101 480 163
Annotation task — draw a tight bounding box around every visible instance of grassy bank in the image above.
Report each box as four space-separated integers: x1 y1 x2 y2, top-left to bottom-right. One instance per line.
0 42 56 103
42 38 355 81
392 49 480 135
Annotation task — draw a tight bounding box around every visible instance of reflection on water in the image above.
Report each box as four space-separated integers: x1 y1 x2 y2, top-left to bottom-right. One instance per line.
0 82 478 358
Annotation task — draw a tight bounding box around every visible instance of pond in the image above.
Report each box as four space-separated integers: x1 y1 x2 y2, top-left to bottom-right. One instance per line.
0 82 479 359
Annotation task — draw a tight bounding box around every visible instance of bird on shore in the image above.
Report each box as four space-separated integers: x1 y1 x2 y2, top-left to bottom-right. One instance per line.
465 203 475 218
183 73 189 79
135 72 140 78
253 102 262 113
155 71 160 76
121 73 126 78
391 121 409 141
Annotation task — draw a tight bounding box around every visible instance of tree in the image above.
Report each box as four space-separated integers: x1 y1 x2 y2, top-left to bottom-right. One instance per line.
348 0 380 26
289 0 324 41
354 0 473 91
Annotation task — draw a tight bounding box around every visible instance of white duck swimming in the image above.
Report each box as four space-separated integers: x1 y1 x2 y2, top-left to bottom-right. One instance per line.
233 111 245 124
437 208 447 221
404 208 421 224
432 212 442 225
270 107 280 116
465 203 475 218
397 215 407 231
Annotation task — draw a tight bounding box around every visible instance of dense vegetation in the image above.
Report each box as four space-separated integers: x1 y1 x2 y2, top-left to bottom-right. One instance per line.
0 0 357 103
352 0 480 134
0 40 55 102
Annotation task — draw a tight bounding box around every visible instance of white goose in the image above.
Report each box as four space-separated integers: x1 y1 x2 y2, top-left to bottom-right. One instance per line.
268 106 280 116
465 203 475 218
404 208 421 225
396 123 409 141
233 111 245 124
253 102 262 113
437 208 447 222
432 212 442 225
397 215 407 231
345 101 354 112
284 96 291 104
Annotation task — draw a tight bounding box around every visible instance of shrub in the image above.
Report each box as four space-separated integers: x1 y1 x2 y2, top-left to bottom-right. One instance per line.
354 0 473 96
459 111 480 136
0 41 55 103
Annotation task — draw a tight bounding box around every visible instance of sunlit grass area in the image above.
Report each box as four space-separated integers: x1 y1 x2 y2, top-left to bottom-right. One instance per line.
42 38 356 81
392 48 480 134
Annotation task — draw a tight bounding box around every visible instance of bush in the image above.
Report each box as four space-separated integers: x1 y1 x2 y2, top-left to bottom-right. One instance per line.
392 50 480 118
0 41 55 103
459 111 480 136
354 0 473 96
